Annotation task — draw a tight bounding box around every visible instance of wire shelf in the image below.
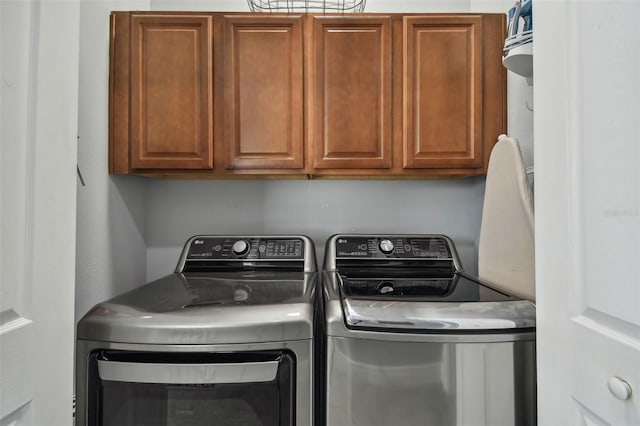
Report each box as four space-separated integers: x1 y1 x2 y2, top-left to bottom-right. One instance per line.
247 0 366 13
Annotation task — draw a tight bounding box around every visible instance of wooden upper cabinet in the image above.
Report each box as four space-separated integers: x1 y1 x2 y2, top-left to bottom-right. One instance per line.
114 14 215 171
109 12 505 177
403 15 483 169
130 14 214 170
310 16 392 169
223 15 304 170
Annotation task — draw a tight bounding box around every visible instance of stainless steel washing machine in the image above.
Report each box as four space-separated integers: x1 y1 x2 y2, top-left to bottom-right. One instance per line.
76 235 318 426
321 234 536 426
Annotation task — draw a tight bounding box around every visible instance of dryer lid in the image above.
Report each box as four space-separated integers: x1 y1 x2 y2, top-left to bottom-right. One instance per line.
117 271 313 312
77 271 318 345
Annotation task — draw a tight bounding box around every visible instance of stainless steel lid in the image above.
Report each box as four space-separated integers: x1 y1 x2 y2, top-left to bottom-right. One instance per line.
77 272 317 344
329 272 535 333
78 235 318 345
323 234 536 334
342 296 536 332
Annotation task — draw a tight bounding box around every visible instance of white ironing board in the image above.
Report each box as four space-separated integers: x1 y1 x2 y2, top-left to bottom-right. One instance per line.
478 136 535 301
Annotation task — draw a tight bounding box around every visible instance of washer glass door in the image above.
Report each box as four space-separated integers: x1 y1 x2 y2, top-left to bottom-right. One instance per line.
87 350 294 426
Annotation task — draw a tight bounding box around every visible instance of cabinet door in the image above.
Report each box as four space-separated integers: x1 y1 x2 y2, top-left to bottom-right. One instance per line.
403 15 483 169
129 14 214 170
223 15 304 170
310 16 392 169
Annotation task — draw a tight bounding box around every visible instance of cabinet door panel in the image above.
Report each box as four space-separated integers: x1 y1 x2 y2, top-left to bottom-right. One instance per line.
224 16 304 169
403 16 483 169
311 16 392 169
130 14 213 170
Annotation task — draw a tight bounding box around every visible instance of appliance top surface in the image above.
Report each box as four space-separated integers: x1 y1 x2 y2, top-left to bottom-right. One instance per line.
77 235 318 345
154 235 318 309
335 273 536 333
115 270 315 312
338 272 513 303
322 234 536 333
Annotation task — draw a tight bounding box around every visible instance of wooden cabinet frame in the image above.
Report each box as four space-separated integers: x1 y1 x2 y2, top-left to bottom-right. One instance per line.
109 12 506 178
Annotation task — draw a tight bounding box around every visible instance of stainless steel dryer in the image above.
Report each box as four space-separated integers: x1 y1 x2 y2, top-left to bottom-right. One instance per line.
76 235 318 426
321 234 536 426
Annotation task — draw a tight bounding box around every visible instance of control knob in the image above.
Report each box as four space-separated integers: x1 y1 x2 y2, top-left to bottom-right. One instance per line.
378 239 395 255
232 240 250 256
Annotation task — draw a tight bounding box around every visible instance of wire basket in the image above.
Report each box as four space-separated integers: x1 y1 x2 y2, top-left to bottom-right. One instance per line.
247 0 366 13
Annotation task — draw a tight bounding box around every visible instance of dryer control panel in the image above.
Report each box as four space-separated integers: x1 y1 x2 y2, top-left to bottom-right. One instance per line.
187 237 305 260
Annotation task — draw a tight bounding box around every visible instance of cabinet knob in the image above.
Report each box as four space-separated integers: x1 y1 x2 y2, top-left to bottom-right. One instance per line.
607 376 632 401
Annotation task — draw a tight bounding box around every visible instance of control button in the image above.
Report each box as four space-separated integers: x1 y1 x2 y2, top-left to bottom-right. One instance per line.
231 240 250 256
379 239 395 255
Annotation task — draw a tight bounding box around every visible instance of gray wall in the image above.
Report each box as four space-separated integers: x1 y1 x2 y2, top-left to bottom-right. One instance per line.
146 178 486 280
75 0 534 320
76 0 150 321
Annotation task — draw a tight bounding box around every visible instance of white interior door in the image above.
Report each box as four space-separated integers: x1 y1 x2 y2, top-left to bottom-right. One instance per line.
0 1 79 425
535 1 640 425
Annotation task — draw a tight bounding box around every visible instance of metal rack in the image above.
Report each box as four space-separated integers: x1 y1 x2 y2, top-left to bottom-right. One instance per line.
247 0 366 13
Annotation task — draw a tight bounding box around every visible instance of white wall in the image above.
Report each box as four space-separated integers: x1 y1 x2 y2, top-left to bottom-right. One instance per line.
471 0 534 170
148 0 471 12
76 0 534 318
75 0 150 320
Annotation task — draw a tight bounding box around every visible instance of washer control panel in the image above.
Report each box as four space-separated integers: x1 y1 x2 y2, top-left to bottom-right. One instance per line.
187 237 305 260
335 236 451 259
